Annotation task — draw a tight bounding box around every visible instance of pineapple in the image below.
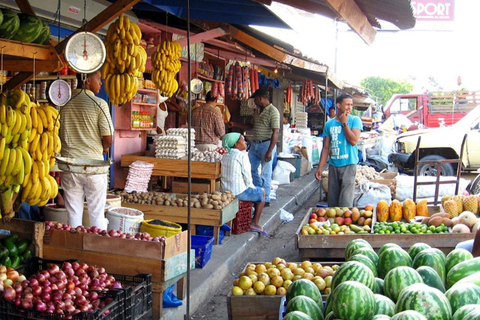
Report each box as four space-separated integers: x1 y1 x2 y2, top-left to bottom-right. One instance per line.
452 196 463 214
463 195 478 214
443 199 458 218
441 195 451 208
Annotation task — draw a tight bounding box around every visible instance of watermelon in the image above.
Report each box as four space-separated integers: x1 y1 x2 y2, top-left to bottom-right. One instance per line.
283 310 313 320
452 304 480 320
374 277 385 295
416 266 446 293
353 247 379 267
286 279 322 306
453 270 480 288
383 266 423 302
0 9 20 39
324 293 332 315
391 310 428 320
11 14 43 43
422 248 446 264
373 293 395 316
445 283 480 314
324 311 335 320
286 295 324 320
464 309 480 320
445 248 473 274
349 253 378 276
373 315 392 320
408 242 431 260
377 247 412 279
331 281 375 320
378 243 402 257
32 20 50 45
446 257 480 289
412 250 446 283
0 9 4 27
330 260 375 291
395 283 452 319
345 239 373 260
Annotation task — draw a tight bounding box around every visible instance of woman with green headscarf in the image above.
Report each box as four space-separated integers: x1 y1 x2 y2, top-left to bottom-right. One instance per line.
221 133 268 236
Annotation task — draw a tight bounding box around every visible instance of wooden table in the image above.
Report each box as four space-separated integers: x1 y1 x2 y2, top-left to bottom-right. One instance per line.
121 152 221 192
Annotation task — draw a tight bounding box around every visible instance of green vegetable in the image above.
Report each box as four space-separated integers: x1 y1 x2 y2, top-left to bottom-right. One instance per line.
0 255 12 268
22 249 32 259
15 239 30 255
0 246 9 259
4 241 18 257
10 256 21 269
1 234 18 246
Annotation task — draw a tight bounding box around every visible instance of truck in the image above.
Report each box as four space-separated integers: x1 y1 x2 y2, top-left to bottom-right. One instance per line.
382 91 480 128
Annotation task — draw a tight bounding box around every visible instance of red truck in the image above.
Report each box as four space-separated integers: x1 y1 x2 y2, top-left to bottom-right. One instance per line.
382 91 480 128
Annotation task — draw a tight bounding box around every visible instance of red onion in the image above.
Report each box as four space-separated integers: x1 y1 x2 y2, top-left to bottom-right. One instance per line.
21 298 33 310
13 283 23 294
48 264 60 275
88 291 99 301
71 262 80 271
111 281 122 289
29 278 39 287
3 287 16 301
14 297 21 307
31 285 42 296
54 300 65 310
35 301 47 312
41 292 51 302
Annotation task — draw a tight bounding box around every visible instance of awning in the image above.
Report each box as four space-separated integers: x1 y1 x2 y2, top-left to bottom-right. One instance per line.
131 0 292 29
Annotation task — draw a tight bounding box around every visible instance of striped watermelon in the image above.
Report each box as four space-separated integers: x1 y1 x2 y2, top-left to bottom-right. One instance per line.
445 248 473 274
331 281 375 320
0 9 3 27
345 239 373 260
395 283 452 320
374 293 395 316
286 295 324 320
349 253 378 276
11 14 43 43
32 20 50 44
331 260 375 291
374 277 385 295
378 243 402 257
422 248 446 264
383 266 424 302
378 247 412 279
445 283 480 314
391 310 428 320
286 279 322 306
412 250 446 283
446 257 480 289
453 270 480 288
0 9 20 39
452 304 480 320
373 315 392 320
408 242 431 260
353 247 379 267
464 309 480 320
324 311 335 320
283 310 313 320
416 266 446 293
324 293 333 315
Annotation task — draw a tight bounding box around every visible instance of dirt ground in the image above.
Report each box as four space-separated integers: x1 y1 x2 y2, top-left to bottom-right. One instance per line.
190 190 321 320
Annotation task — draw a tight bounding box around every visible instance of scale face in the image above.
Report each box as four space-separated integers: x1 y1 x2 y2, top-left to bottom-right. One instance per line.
64 31 106 74
48 79 72 106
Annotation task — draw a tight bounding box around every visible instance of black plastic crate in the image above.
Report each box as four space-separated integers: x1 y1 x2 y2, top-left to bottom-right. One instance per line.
111 274 152 320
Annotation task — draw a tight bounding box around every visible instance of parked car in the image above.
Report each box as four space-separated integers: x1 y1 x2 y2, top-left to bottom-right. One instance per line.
388 105 480 176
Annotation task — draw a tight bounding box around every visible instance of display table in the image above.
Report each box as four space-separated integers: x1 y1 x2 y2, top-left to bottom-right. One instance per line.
121 152 221 192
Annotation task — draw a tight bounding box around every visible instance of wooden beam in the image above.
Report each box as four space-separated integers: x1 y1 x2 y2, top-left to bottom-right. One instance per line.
175 28 227 47
2 60 63 73
204 48 278 68
0 39 58 61
15 0 35 15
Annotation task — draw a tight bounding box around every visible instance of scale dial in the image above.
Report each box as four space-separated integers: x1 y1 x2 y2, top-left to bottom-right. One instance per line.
64 31 106 74
48 79 72 106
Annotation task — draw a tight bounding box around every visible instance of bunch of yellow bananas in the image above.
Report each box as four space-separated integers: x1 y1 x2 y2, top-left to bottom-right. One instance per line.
151 40 182 97
103 14 147 105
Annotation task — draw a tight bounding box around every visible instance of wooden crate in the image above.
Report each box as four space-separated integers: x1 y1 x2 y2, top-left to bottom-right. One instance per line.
0 218 45 257
296 207 474 260
123 198 239 245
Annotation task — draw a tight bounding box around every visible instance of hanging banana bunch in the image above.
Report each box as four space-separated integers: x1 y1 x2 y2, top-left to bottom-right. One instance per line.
103 14 147 105
151 39 182 97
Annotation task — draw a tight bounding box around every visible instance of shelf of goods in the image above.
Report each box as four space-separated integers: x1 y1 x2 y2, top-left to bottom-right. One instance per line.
121 151 221 192
121 194 239 245
42 228 194 319
115 88 158 131
296 207 475 260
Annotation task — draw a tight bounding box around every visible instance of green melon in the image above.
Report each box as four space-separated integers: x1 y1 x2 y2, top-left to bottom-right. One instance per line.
32 20 50 45
324 293 332 315
445 283 480 314
383 266 423 302
331 281 375 320
378 243 402 257
330 260 375 291
416 265 446 293
408 242 431 260
286 295 324 320
452 304 480 320
464 309 480 320
422 248 446 264
353 247 379 267
373 293 395 316
0 9 20 39
373 315 392 320
395 283 452 320
412 250 446 283
0 9 4 27
324 311 335 320
11 14 43 43
374 277 385 295
283 310 313 320
345 239 373 260
377 247 412 279
453 270 480 288
446 257 480 289
391 310 428 320
286 279 322 306
445 248 474 275
349 253 378 276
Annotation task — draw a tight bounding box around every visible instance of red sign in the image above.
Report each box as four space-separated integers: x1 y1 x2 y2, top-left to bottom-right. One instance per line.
412 0 455 21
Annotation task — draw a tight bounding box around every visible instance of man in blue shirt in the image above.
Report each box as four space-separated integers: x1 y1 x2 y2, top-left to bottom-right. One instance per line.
315 93 362 207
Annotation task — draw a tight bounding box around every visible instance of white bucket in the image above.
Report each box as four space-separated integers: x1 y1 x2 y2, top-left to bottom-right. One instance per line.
106 207 144 235
106 194 122 208
43 204 68 224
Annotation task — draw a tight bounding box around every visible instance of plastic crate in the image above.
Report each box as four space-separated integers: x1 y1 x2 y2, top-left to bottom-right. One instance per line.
113 273 153 320
231 201 252 234
191 235 214 268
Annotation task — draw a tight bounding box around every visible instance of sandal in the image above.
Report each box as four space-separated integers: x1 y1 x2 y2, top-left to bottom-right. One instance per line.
250 227 269 237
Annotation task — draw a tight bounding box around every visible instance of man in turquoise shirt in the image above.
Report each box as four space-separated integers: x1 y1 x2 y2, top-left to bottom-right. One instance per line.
315 93 362 207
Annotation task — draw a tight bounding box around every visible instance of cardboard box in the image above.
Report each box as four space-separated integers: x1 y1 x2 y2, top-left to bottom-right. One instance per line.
172 179 220 194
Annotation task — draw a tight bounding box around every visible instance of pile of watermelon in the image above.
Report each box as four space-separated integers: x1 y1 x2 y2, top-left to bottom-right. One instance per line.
282 239 480 319
0 8 50 44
